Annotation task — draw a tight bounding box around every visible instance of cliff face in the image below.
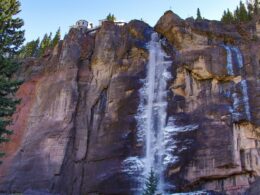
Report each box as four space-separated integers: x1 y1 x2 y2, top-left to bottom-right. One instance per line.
0 11 260 195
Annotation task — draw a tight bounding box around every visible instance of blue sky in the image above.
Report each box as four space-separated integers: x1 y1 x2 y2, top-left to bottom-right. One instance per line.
19 0 244 42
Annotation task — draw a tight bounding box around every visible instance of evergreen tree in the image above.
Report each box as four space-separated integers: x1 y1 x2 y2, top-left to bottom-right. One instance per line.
221 10 227 21
221 10 228 23
196 8 202 20
47 32 52 45
227 9 235 23
234 6 240 21
33 38 40 56
51 27 61 48
222 1 253 24
19 38 39 58
221 9 235 24
0 0 24 153
106 13 116 22
239 1 249 22
143 169 158 195
38 34 47 56
38 33 52 56
111 14 116 22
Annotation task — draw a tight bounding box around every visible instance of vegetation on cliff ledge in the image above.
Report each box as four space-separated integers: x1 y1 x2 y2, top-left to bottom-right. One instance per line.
106 13 117 22
221 0 260 24
19 27 61 58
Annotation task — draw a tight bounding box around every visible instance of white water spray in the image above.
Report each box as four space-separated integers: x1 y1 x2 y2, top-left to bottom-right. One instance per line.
136 32 173 193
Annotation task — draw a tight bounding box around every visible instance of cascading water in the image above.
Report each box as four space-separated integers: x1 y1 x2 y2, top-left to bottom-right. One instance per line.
231 47 243 69
121 32 173 194
137 32 173 193
223 45 251 121
123 43 250 194
241 80 251 120
223 45 234 75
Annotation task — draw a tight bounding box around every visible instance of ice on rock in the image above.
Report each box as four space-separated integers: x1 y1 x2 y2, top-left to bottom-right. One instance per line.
130 32 199 193
224 45 251 121
163 117 198 166
241 80 251 120
122 157 144 176
135 32 173 193
222 45 234 75
231 46 243 68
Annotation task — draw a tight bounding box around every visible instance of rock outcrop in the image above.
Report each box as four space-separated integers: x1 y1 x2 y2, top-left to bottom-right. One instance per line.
155 11 260 194
0 11 260 195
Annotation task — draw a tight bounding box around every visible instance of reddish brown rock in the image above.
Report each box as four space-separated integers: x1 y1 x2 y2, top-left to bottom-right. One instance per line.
0 11 260 195
0 21 152 195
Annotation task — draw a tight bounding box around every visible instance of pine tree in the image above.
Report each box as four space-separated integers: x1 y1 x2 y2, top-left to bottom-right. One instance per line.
196 8 202 20
51 27 61 48
19 38 40 58
239 1 249 22
221 9 234 24
143 169 158 195
222 0 257 24
47 32 52 45
33 38 40 57
38 34 47 56
0 0 24 153
233 1 249 22
38 33 52 56
106 13 116 22
221 10 228 23
221 10 227 21
106 13 111 21
234 6 240 21
227 9 235 23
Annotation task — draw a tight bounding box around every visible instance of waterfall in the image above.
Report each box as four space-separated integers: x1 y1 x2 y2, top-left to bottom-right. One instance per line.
224 45 251 121
223 45 234 75
241 80 251 120
121 32 172 194
136 32 173 193
230 47 243 69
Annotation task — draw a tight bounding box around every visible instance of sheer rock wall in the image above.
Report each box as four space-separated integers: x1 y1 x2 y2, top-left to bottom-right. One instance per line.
0 11 260 195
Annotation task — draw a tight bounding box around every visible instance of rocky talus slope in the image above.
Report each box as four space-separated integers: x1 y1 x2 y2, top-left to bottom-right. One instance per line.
1 11 260 195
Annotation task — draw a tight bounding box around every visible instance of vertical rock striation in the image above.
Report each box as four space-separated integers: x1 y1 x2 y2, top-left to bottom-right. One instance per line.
0 11 260 195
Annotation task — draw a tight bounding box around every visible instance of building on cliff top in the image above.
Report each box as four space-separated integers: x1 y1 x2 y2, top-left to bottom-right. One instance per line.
71 20 93 30
99 19 126 26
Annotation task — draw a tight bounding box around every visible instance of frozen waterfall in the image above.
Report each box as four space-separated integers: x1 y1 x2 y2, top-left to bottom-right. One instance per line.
137 32 172 193
224 45 251 121
223 45 234 75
